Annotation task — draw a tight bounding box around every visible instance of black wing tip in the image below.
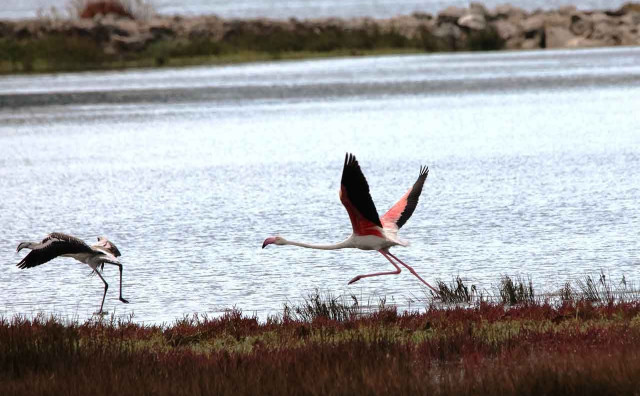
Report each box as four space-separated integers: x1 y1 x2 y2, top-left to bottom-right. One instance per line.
344 152 357 167
419 165 429 177
16 258 28 269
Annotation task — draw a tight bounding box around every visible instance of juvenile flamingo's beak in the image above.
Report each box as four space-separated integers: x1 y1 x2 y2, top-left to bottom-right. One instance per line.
262 237 276 249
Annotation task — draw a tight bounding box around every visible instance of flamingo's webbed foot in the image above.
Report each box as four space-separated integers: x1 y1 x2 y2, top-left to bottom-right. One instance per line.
348 276 362 285
120 297 130 304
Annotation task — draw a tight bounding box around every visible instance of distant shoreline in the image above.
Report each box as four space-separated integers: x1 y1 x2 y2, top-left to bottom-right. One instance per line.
1 2 639 74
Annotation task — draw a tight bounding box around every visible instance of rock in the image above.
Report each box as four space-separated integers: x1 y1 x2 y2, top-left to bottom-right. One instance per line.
570 13 593 36
544 12 571 29
544 25 575 48
431 22 465 49
411 11 433 20
590 12 613 24
621 2 640 14
458 13 487 30
111 32 153 51
557 5 578 15
469 2 489 17
67 19 97 37
104 19 140 37
617 25 640 45
148 18 176 39
492 4 526 20
521 37 541 49
565 36 607 48
505 36 525 49
520 14 545 37
493 19 520 40
620 12 640 26
432 22 463 38
591 21 621 44
438 6 467 24
384 15 426 39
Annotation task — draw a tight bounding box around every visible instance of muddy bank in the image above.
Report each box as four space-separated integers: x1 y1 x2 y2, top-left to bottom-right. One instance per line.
1 2 639 73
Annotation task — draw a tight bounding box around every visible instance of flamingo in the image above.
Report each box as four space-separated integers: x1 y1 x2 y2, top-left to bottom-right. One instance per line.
262 153 438 292
16 232 129 314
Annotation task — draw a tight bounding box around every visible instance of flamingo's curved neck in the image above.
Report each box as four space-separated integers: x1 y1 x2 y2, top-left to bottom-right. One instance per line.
282 237 353 250
17 241 38 252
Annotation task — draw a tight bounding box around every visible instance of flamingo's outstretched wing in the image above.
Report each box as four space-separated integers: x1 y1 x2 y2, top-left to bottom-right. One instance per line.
17 233 93 269
381 166 429 230
339 153 383 236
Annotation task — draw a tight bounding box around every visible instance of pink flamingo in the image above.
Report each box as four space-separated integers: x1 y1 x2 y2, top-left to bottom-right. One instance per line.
263 153 438 292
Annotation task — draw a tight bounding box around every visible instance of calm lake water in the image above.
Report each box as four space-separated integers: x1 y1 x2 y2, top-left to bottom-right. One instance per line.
2 0 632 20
1 47 639 323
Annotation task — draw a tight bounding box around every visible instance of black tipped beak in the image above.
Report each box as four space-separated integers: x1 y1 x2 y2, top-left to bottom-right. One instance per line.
262 241 268 249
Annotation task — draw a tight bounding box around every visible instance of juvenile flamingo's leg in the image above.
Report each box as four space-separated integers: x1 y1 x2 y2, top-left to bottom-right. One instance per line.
386 252 438 293
105 262 129 304
94 271 109 315
347 250 401 284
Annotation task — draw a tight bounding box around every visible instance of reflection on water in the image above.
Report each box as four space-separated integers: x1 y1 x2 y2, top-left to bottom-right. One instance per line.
0 47 639 323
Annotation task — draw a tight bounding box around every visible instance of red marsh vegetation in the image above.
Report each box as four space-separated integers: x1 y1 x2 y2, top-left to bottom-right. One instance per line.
3 296 640 395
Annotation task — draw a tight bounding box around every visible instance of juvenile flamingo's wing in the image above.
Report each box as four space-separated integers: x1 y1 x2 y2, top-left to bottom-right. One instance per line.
17 233 93 269
381 166 429 230
339 153 383 236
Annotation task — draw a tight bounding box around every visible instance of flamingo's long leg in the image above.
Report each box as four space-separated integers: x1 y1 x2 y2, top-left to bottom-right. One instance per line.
347 250 401 285
94 270 109 315
105 262 130 304
386 252 438 293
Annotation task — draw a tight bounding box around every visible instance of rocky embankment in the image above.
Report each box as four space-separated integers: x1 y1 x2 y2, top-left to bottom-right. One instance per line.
0 3 639 72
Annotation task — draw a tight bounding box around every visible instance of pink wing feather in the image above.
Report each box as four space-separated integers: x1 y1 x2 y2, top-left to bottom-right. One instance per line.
381 166 429 230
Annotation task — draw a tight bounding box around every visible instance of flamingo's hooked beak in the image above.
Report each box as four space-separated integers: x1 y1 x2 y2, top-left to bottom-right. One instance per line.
262 237 276 249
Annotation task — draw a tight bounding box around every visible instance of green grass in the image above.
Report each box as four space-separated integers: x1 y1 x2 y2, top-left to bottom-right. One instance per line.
0 24 505 74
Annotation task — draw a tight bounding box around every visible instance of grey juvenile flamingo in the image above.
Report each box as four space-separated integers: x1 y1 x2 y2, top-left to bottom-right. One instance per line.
16 232 129 314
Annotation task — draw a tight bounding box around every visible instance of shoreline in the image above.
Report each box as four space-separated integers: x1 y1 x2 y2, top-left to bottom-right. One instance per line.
0 3 639 74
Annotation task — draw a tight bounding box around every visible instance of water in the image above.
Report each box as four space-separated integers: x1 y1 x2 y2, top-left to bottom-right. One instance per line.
2 0 631 20
1 46 639 323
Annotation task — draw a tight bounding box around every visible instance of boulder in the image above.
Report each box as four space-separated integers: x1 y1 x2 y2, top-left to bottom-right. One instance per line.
591 21 622 44
110 32 153 51
565 36 607 48
458 13 487 30
493 19 520 40
557 5 578 15
492 4 526 20
521 37 541 49
438 6 467 24
504 36 525 49
520 14 545 37
469 2 489 17
543 12 571 29
148 17 176 39
411 12 433 20
544 25 575 48
570 13 593 36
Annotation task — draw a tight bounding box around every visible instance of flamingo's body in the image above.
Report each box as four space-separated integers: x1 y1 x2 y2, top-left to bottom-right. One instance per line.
263 153 437 292
16 232 130 314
